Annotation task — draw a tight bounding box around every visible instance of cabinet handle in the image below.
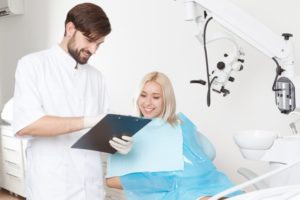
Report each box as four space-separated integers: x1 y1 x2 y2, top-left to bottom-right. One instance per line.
6 172 19 179
5 160 18 166
3 147 17 152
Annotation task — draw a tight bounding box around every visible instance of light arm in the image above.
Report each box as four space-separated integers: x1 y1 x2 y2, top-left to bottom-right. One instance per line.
185 0 292 61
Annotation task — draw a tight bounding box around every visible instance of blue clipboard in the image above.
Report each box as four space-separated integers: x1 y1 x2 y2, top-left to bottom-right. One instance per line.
71 114 151 154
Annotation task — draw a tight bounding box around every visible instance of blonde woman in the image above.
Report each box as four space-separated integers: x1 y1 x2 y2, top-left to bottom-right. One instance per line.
106 71 240 200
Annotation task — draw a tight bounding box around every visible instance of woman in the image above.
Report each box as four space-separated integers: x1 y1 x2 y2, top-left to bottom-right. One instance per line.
106 71 240 200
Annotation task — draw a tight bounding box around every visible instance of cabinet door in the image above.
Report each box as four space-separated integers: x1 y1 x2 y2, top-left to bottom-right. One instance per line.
1 125 26 197
2 135 23 165
2 171 25 197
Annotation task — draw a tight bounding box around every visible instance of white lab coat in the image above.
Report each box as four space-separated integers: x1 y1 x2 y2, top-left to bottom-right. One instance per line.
13 45 108 200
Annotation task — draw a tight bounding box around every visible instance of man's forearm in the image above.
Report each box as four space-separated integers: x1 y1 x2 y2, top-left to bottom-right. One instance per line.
16 115 84 137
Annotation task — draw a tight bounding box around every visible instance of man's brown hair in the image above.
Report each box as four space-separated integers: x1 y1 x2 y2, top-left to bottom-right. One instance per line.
65 3 111 41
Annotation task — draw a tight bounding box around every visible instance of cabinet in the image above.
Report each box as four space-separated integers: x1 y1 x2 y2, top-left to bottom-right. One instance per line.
0 125 26 197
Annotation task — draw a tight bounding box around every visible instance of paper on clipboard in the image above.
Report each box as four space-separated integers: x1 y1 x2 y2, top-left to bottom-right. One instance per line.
71 114 152 154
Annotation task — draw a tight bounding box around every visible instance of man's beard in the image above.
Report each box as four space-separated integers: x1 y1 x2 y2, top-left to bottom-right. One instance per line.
67 37 92 65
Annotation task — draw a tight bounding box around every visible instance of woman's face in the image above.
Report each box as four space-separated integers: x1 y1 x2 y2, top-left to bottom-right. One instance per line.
138 81 164 118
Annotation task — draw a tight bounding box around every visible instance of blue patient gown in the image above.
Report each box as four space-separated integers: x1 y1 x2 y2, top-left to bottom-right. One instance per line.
120 113 240 200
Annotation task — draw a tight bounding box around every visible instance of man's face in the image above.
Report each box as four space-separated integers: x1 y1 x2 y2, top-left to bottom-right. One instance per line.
67 31 104 64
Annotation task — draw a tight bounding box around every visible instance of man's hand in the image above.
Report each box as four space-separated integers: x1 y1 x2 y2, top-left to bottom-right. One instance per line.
109 136 133 155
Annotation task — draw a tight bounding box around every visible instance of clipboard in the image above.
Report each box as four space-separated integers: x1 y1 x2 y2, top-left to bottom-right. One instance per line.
71 114 152 154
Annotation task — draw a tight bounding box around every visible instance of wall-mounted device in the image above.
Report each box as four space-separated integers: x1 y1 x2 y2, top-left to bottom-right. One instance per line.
0 0 24 17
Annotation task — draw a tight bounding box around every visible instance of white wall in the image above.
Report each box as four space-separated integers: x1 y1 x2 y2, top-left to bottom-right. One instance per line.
1 0 299 186
0 0 50 110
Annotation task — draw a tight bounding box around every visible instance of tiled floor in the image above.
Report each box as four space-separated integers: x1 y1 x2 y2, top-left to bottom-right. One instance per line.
0 189 25 200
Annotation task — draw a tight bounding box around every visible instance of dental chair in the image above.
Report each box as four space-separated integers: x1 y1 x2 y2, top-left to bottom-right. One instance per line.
199 130 270 192
197 131 216 162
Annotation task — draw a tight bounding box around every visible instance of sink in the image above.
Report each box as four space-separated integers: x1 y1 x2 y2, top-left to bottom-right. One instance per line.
234 130 277 160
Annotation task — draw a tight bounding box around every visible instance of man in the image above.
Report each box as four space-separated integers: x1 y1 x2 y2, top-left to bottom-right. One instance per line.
13 3 132 200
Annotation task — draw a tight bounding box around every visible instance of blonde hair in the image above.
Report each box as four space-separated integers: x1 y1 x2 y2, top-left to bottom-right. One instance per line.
134 71 179 125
